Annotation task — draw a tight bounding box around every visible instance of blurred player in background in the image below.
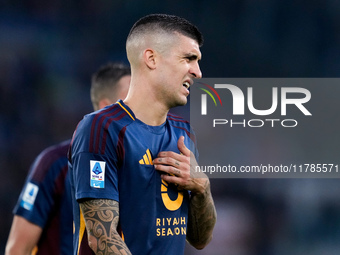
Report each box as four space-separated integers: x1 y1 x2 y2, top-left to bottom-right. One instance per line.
5 62 131 255
69 14 216 255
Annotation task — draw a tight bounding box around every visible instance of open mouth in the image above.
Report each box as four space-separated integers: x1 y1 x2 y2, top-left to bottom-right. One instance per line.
183 81 190 89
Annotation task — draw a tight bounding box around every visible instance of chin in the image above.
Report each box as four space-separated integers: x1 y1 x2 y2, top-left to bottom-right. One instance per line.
168 98 187 109
177 97 188 106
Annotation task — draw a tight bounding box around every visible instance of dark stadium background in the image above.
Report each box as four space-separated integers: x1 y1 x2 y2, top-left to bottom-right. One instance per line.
1 1 340 254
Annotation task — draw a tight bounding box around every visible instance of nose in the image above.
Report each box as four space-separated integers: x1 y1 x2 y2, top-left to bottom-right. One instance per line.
190 62 202 79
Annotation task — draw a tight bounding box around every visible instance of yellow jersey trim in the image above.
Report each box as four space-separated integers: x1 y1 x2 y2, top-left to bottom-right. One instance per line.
78 207 86 254
117 101 135 121
31 246 38 255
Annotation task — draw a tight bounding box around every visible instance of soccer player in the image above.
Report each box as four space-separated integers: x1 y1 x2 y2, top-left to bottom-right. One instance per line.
69 14 216 255
5 63 131 255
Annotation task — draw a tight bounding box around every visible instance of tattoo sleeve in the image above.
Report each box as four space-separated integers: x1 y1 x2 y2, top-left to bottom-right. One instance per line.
186 180 217 249
79 199 132 255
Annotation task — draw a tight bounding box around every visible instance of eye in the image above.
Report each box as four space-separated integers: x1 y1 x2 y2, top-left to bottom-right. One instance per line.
186 56 197 61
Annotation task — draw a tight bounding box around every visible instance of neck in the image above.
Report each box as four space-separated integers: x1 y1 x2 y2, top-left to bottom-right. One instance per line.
124 78 169 126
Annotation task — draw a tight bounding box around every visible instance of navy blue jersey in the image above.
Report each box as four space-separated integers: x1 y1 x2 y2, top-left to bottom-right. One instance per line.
69 100 198 255
14 140 73 255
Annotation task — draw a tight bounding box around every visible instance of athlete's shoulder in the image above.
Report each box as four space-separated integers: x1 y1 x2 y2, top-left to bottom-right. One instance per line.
70 100 135 156
28 139 70 183
167 113 197 144
40 140 70 157
167 112 191 129
35 140 70 166
79 100 134 131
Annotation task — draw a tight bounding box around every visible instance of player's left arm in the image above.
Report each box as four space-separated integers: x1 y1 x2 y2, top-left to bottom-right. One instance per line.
5 215 42 255
153 136 217 249
79 199 132 255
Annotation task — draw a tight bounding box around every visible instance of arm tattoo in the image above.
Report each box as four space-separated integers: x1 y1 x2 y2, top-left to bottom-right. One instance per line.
187 180 217 249
79 199 132 255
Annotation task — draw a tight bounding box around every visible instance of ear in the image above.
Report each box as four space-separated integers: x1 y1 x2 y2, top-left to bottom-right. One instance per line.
98 98 114 110
143 48 157 70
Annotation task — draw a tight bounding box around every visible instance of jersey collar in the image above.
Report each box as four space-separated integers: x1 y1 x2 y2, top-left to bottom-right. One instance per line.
116 99 135 121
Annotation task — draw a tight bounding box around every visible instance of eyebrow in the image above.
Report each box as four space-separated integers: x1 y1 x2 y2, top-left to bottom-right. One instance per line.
184 53 201 61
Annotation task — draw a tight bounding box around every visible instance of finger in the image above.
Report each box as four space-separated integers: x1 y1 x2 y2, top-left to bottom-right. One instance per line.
156 151 182 160
153 153 187 166
177 136 190 157
161 174 184 186
154 164 182 176
152 156 172 167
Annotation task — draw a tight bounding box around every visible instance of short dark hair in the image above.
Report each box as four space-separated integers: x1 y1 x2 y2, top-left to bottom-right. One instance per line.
91 62 130 110
127 14 203 47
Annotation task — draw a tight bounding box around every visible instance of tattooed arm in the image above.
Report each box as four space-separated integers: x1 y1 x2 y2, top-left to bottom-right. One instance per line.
186 179 216 250
79 199 131 255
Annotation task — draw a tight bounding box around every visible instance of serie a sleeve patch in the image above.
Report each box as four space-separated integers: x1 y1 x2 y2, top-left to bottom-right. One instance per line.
90 160 106 188
20 182 39 211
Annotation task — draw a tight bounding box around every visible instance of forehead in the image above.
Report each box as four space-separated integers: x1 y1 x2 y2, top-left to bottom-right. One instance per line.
173 33 202 58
